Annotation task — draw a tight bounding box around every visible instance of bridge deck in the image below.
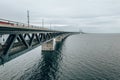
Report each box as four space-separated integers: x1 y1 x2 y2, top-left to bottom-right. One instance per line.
0 18 57 34
0 25 52 34
0 24 65 34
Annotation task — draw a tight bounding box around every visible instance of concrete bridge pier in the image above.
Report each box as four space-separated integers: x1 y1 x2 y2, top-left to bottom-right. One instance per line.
42 34 69 52
55 35 68 42
42 39 56 52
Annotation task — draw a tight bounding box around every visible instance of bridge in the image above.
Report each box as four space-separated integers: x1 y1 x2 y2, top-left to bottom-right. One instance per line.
0 18 75 65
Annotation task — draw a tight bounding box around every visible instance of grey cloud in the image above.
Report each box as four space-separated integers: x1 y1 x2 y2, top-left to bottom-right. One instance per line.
0 0 120 33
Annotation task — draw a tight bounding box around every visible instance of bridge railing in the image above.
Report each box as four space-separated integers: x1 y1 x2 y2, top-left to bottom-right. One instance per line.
0 18 26 27
0 18 48 30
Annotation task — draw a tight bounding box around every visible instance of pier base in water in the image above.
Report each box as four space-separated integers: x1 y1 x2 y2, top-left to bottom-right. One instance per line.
42 39 55 52
42 34 69 51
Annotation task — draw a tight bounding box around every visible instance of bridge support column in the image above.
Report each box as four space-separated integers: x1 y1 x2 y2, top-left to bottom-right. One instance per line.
42 39 56 52
55 35 67 42
42 34 69 52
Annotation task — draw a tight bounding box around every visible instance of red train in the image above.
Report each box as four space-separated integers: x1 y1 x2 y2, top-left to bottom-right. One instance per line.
0 21 14 26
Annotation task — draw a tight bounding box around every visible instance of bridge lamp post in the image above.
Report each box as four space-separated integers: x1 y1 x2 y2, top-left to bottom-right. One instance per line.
42 19 44 28
50 23 52 30
27 10 30 27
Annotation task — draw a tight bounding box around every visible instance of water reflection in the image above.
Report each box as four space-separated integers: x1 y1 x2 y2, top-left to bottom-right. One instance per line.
28 42 63 80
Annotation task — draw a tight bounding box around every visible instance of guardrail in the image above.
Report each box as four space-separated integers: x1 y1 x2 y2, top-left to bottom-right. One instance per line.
0 18 52 30
0 18 27 26
0 18 46 29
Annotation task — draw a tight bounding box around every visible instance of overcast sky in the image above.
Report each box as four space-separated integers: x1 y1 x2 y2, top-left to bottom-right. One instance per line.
0 0 120 33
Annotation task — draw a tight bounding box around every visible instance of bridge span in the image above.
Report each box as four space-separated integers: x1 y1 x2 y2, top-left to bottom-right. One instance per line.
0 18 76 65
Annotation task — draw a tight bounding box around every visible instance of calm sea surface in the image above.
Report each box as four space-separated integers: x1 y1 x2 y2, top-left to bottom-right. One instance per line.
0 34 120 80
